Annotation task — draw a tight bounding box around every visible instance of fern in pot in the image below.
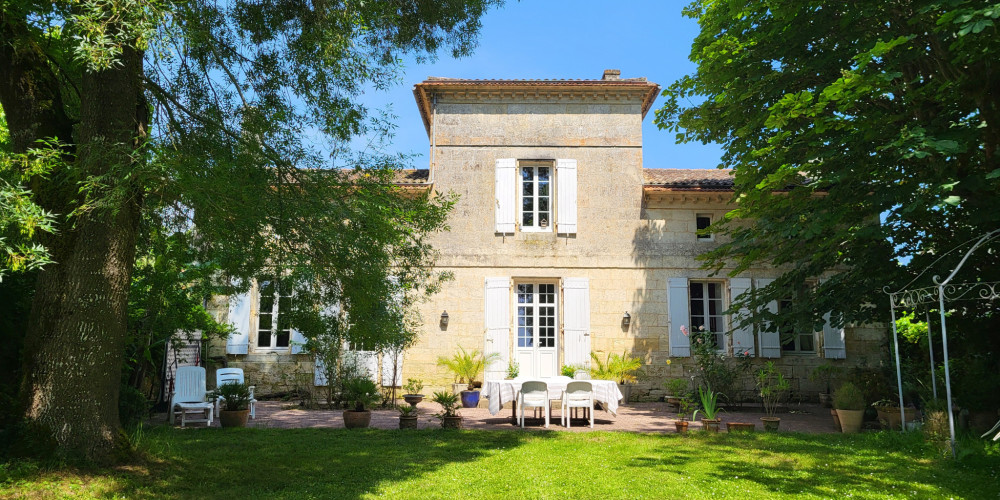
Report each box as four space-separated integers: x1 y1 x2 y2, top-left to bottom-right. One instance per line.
217 382 252 428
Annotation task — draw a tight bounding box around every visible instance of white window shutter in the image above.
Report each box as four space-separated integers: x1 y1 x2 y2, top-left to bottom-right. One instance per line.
562 278 591 367
226 291 251 354
495 159 516 233
381 349 403 386
314 357 328 386
556 159 578 234
290 328 306 354
484 277 511 381
729 278 755 357
823 312 847 359
668 278 691 357
755 278 782 358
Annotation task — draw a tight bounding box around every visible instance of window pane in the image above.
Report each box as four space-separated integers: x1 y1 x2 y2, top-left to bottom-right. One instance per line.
522 212 534 226
276 332 290 348
689 283 704 299
708 298 721 315
697 216 711 230
800 334 814 351
257 332 271 347
708 283 721 298
522 167 533 181
539 197 549 212
260 296 274 312
691 300 704 317
538 168 549 182
691 317 706 329
709 317 721 332
522 196 534 212
539 183 549 196
522 181 534 197
259 314 272 331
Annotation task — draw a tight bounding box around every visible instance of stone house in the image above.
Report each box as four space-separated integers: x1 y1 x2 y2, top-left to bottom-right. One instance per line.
208 70 883 400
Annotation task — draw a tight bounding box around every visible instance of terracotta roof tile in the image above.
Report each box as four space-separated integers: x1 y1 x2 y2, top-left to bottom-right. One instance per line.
643 168 734 191
394 169 429 184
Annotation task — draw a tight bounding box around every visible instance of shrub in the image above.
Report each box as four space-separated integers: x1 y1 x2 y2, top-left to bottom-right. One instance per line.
833 381 866 410
118 384 149 429
216 382 251 412
590 352 641 384
437 347 499 390
432 391 460 418
343 377 380 411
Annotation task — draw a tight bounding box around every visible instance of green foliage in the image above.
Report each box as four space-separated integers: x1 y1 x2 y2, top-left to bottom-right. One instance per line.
437 347 498 390
402 379 424 396
809 363 843 394
216 382 251 412
117 385 149 429
342 377 380 412
833 382 866 411
664 378 690 398
506 360 519 379
589 351 642 384
398 405 416 417
560 364 588 378
657 1 1000 353
896 312 929 345
431 391 460 418
689 327 751 402
692 386 722 421
755 362 791 417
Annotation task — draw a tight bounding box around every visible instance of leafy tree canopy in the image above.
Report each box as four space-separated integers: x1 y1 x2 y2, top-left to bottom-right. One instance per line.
657 1 1000 331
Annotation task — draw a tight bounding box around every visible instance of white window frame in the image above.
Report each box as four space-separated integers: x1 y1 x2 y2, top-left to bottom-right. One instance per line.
696 213 714 241
517 161 554 233
255 278 293 352
689 280 727 353
778 282 819 354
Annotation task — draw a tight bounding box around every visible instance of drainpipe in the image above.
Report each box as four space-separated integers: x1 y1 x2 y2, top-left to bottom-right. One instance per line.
430 94 437 186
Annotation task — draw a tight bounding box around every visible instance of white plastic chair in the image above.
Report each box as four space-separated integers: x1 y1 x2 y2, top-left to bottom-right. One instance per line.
573 370 590 380
561 381 594 428
518 381 550 428
169 366 213 427
215 367 257 419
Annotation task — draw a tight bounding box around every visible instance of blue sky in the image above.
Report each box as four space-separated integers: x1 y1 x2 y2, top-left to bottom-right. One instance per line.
355 0 724 171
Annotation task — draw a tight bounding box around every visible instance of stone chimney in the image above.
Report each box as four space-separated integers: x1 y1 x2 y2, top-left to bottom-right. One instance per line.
602 69 621 81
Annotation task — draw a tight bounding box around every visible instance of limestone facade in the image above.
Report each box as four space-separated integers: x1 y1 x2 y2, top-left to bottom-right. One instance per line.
208 70 884 400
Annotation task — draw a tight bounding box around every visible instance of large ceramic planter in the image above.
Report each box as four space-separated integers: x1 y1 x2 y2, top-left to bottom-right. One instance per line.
727 422 755 433
441 415 462 429
399 415 418 429
403 394 424 408
343 410 372 429
460 390 480 408
219 409 250 428
675 420 689 433
760 416 781 432
876 407 919 430
836 409 864 433
701 418 722 432
831 408 841 431
618 384 632 405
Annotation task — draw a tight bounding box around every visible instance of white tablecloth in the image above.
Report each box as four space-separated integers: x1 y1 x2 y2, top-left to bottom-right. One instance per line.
483 376 623 417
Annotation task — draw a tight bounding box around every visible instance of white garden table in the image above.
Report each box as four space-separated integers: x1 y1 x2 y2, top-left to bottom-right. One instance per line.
482 376 623 423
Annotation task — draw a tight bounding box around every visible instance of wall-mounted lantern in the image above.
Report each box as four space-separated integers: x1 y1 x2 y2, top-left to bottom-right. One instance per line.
622 311 631 329
440 310 449 328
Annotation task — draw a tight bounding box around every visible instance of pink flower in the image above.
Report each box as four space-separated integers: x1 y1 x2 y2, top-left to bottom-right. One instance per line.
680 325 689 336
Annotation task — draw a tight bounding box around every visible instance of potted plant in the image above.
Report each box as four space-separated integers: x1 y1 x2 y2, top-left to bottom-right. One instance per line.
664 378 690 410
590 351 642 404
216 381 252 428
437 347 499 408
402 378 425 408
756 361 791 432
872 399 920 430
342 376 380 429
432 391 462 429
833 381 866 433
398 404 419 429
693 386 723 432
506 360 519 380
675 396 697 433
809 363 842 408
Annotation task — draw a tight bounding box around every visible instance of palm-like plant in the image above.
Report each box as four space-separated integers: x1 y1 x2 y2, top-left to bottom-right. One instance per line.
590 351 642 384
437 347 499 390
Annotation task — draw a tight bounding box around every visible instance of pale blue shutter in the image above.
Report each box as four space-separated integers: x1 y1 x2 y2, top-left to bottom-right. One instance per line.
755 278 781 358
484 277 511 381
668 278 691 357
729 278 755 357
314 357 328 386
226 291 251 354
495 159 516 233
556 159 578 234
563 278 591 366
823 312 847 359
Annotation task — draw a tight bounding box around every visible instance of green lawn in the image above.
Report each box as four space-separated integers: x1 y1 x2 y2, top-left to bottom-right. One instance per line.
3 427 998 499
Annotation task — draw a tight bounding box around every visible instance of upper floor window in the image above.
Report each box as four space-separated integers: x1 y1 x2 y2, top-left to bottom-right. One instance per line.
696 214 713 240
257 278 291 350
689 281 725 350
520 163 552 231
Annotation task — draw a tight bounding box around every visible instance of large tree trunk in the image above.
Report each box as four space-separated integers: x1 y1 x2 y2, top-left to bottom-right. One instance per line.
18 45 145 459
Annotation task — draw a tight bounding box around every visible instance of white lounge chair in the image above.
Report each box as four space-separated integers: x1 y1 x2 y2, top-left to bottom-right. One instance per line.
169 366 213 427
561 381 594 428
215 367 256 419
518 380 549 428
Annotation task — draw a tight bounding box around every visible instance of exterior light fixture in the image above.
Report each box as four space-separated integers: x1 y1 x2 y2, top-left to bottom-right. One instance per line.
440 310 449 327
622 311 631 328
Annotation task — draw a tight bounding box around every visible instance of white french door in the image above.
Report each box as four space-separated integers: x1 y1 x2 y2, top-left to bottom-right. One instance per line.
515 283 558 378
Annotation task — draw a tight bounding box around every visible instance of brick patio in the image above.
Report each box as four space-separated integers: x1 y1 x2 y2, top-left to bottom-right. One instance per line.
163 400 842 433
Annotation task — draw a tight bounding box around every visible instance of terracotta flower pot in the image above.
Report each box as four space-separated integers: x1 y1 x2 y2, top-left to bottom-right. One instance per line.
701 418 722 432
441 415 462 429
343 410 372 429
219 409 250 428
760 416 780 432
836 409 864 433
675 420 689 433
831 408 841 431
399 415 418 429
876 407 920 430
